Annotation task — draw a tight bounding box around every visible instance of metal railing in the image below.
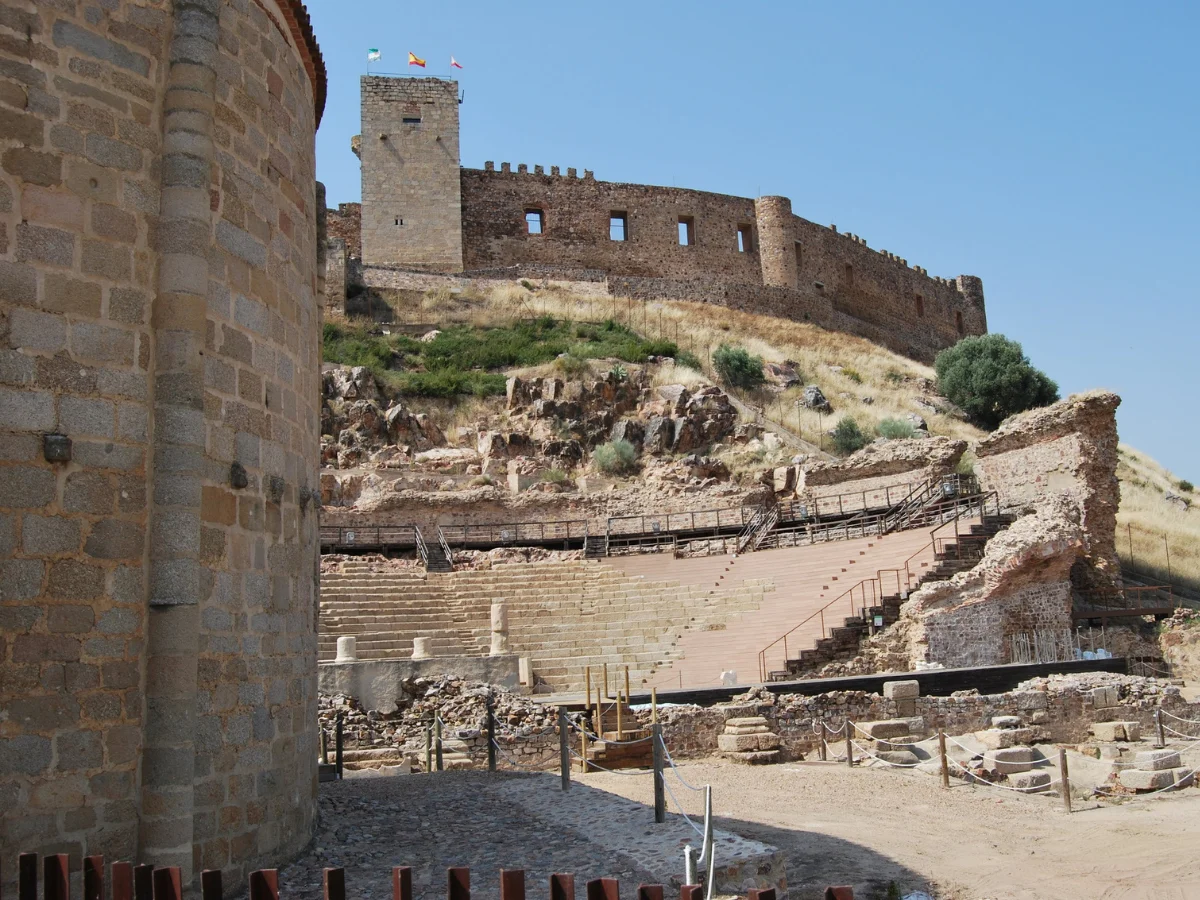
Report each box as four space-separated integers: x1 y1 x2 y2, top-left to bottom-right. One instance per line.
437 527 455 568
778 482 921 521
606 532 679 556
1073 584 1176 615
414 526 430 569
319 524 419 549
606 505 750 538
439 519 590 547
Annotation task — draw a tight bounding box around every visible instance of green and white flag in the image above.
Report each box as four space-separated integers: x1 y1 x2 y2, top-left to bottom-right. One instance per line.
367 48 381 62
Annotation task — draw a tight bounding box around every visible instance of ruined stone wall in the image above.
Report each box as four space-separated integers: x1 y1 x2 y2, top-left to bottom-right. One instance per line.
326 201 360 258
324 238 346 314
0 0 325 886
976 391 1122 589
360 77 461 271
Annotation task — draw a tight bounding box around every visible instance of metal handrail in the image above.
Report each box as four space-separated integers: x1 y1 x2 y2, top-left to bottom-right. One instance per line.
439 519 590 547
1074 584 1175 612
437 527 454 569
318 524 418 548
414 525 430 569
875 492 998 597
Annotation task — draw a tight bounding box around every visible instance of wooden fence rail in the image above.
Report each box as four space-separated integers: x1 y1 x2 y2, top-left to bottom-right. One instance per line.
3 857 792 900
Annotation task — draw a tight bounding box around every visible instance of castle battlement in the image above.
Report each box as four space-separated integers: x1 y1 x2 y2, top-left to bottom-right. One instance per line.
336 73 987 362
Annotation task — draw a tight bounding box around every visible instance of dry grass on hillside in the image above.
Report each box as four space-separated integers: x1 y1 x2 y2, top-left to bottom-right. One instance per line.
357 280 1198 588
1117 445 1200 589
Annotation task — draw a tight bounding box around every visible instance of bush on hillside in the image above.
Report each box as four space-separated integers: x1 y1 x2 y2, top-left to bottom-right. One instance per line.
712 343 765 390
592 439 638 475
934 334 1059 430
831 417 869 456
876 417 917 440
1180 480 1194 494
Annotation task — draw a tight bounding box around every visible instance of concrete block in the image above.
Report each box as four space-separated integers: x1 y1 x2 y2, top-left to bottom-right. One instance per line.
1134 749 1181 771
882 679 919 701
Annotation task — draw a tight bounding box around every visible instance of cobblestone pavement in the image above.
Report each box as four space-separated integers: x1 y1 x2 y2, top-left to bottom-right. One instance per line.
280 772 664 900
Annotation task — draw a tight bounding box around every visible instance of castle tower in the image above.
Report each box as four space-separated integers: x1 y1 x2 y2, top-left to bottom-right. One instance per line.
755 196 798 288
360 76 464 272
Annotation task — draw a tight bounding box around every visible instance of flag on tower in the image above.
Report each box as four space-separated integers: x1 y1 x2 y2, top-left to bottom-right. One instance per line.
367 48 381 62
450 56 463 69
408 52 426 67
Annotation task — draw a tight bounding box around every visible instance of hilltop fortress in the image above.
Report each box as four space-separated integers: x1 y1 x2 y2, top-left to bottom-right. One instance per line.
325 76 987 362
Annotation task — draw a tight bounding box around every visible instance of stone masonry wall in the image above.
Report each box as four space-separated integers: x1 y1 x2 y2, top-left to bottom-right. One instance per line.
0 0 172 868
360 77 461 271
0 0 325 888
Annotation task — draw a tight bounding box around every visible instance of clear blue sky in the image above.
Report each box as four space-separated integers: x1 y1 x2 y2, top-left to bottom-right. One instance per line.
309 1 1198 478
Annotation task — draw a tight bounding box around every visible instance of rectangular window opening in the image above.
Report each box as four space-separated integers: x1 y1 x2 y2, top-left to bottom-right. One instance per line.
402 117 421 125
678 216 695 246
844 263 854 287
737 225 753 253
956 310 964 334
915 294 924 317
610 212 627 242
525 209 544 235
794 241 803 272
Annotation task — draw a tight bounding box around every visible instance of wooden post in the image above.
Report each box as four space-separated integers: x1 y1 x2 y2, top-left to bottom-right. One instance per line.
44 854 69 900
499 870 525 900
1059 747 1072 813
603 663 610 699
624 666 631 705
393 868 413 900
819 722 827 761
83 856 104 900
111 864 132 900
581 727 589 774
586 879 619 900
638 887 664 900
133 866 153 900
487 694 497 773
335 715 344 779
652 722 666 823
248 871 278 900
448 868 470 900
320 728 328 765
425 726 432 773
845 721 854 767
550 875 575 900
559 708 571 791
1156 709 1166 749
651 687 658 724
586 666 592 711
153 868 183 900
596 694 604 739
200 872 222 900
938 730 949 788
19 854 38 900
323 869 346 900
435 717 444 772
616 690 624 738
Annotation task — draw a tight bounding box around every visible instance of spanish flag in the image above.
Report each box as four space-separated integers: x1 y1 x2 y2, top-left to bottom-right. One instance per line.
408 52 426 68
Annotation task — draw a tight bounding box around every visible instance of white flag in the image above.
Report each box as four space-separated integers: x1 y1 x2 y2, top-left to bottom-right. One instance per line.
367 48 381 62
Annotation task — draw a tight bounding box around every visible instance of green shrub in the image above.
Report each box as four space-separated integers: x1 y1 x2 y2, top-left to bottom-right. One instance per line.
469 475 495 487
609 363 628 382
934 334 1059 430
876 418 916 440
1180 480 1195 494
884 368 905 385
675 349 703 371
541 468 569 484
842 367 863 384
712 344 765 389
520 279 535 290
554 353 589 377
956 451 977 476
592 439 638 475
392 370 506 398
831 417 868 456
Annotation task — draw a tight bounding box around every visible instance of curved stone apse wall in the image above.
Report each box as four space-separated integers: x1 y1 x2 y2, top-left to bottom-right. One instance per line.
0 0 325 888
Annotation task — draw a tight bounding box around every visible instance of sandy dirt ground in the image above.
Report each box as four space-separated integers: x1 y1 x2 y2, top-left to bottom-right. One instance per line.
584 757 1200 900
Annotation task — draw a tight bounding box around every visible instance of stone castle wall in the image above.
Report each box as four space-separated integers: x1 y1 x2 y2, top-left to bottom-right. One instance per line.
332 75 987 364
0 0 325 887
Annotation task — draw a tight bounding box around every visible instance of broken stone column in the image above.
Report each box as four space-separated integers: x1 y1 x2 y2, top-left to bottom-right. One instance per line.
412 636 432 660
717 716 781 764
335 636 358 663
882 679 920 717
490 602 509 656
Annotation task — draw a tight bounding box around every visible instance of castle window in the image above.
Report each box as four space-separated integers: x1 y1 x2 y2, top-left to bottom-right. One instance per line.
956 310 964 334
525 209 544 235
610 213 628 242
678 216 695 246
844 263 854 288
402 117 421 125
737 225 753 253
794 241 803 272
915 294 924 317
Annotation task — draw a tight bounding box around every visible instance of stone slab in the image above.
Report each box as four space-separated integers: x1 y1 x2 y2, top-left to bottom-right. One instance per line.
875 750 919 766
1090 721 1142 742
723 749 782 765
882 679 920 701
987 747 1033 775
991 715 1022 729
857 718 923 740
1134 749 1181 771
724 724 771 735
725 716 770 728
1119 768 1175 792
1008 771 1052 793
718 732 781 753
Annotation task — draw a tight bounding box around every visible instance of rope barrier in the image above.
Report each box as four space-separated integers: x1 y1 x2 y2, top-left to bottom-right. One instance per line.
659 774 706 839
944 756 1064 794
571 722 654 745
658 736 706 792
847 739 928 768
1159 708 1200 726
566 745 653 777
850 723 927 749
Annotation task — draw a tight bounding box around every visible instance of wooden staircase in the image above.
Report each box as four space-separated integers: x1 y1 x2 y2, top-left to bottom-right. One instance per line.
582 701 653 771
